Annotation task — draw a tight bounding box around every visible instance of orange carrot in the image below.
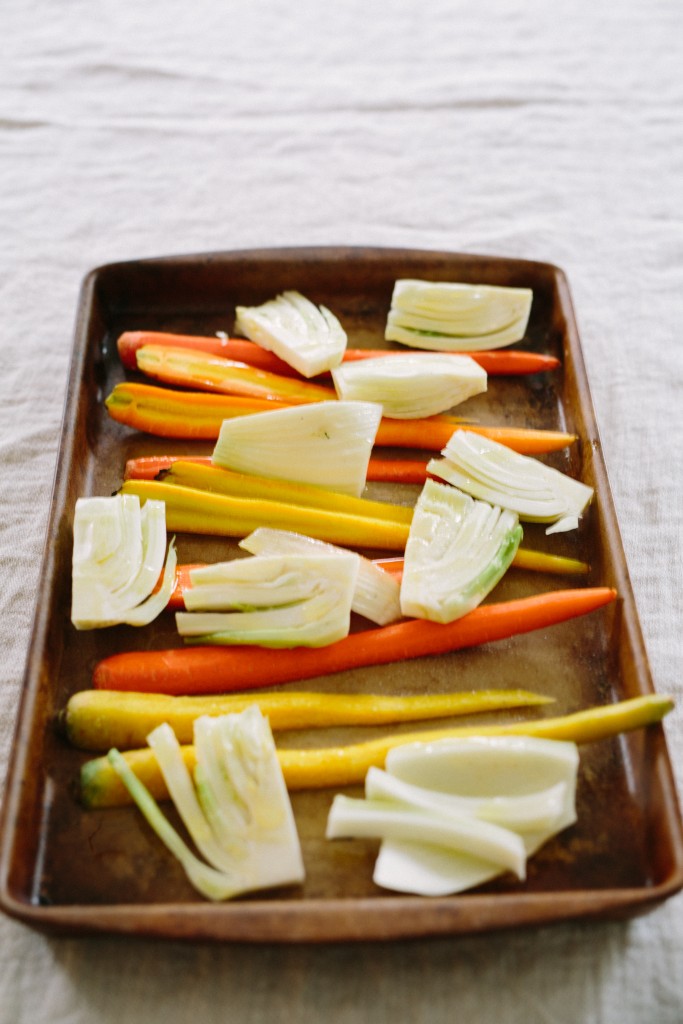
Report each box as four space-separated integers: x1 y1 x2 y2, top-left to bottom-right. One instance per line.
163 563 206 610
374 417 574 455
118 331 303 376
125 455 214 481
93 587 616 695
373 557 404 577
105 382 291 440
124 453 431 484
339 347 560 376
118 331 559 376
367 458 430 485
106 382 575 454
165 546 589 611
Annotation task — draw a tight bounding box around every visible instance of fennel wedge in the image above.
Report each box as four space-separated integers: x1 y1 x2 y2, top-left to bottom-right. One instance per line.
71 494 176 629
326 735 578 896
385 279 533 350
211 400 383 497
239 527 402 625
331 352 487 419
109 706 304 901
175 552 359 647
234 290 347 378
400 479 522 623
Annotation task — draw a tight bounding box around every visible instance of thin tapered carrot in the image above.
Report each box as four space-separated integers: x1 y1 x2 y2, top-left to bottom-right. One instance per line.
65 687 554 751
92 587 617 695
279 693 672 790
135 344 336 404
106 382 576 454
510 548 589 576
80 693 672 808
125 455 215 481
126 453 595 490
374 417 575 455
142 461 414 524
338 348 560 375
373 551 589 579
165 545 589 611
118 331 303 376
124 453 432 485
105 382 291 440
118 332 559 376
120 478 411 549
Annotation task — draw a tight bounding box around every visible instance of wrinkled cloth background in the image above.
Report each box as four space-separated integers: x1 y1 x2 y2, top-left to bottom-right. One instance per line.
1 0 682 1021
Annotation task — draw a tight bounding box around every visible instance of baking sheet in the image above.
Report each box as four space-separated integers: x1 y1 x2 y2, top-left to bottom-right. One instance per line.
1 246 681 941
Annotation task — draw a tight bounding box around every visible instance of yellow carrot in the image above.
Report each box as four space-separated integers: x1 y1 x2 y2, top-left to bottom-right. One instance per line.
79 695 673 808
511 548 589 576
374 550 590 580
160 460 413 524
120 478 410 550
65 687 553 751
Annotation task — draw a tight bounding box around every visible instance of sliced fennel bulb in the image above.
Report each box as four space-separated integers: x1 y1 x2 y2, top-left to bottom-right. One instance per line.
176 552 359 647
211 400 383 497
71 494 176 629
109 706 304 901
400 479 522 623
385 279 533 351
428 430 594 534
364 767 569 834
326 736 578 896
326 795 527 879
234 290 347 377
386 734 579 805
330 353 487 419
239 527 402 625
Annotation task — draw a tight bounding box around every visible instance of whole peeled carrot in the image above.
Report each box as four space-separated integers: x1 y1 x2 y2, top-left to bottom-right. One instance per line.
93 587 617 695
118 331 303 376
66 687 553 751
118 331 559 377
105 383 291 440
373 551 589 579
106 382 576 454
124 453 432 485
374 418 574 456
164 546 588 611
79 694 672 807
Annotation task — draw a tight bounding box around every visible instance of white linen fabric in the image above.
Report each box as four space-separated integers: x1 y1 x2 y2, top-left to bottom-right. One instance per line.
1 0 682 1021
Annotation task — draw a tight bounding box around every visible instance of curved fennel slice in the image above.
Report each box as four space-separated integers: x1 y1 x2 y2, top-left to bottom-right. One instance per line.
234 290 347 377
330 352 487 419
427 429 594 534
399 478 522 623
176 552 359 647
386 735 579 813
71 494 176 629
211 400 383 497
326 795 527 879
239 526 402 625
384 279 533 351
365 767 570 834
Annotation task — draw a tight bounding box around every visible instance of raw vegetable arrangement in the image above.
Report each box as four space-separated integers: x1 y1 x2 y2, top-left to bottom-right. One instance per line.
63 277 673 906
